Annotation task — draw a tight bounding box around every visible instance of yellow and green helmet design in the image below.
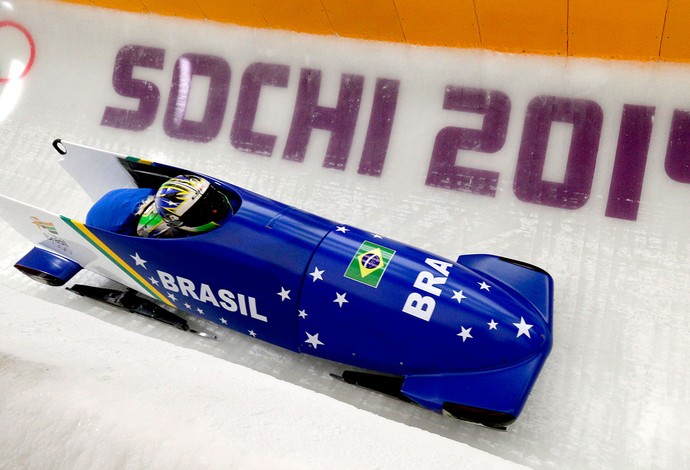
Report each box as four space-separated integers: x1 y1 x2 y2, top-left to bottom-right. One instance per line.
137 175 232 236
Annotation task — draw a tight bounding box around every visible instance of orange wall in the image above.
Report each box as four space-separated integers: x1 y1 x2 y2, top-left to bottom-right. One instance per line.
56 0 690 63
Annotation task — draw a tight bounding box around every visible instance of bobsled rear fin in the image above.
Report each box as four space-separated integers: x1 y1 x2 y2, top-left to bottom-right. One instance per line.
56 139 138 201
457 254 553 325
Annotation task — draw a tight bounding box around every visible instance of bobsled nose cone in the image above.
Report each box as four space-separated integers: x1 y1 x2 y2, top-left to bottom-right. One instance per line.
457 254 554 329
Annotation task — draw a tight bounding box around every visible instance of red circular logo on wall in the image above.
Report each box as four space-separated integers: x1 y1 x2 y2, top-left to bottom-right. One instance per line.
0 21 36 83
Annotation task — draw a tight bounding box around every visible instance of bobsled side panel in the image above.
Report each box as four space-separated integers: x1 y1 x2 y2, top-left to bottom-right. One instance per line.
297 225 552 376
73 191 333 351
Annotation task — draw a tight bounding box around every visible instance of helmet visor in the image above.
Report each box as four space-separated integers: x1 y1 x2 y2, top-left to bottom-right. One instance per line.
175 184 232 230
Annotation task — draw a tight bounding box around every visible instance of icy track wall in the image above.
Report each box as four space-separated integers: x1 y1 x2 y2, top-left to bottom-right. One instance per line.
0 0 689 469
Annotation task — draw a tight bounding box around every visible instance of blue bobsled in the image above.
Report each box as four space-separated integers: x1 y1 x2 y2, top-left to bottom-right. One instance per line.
4 140 553 429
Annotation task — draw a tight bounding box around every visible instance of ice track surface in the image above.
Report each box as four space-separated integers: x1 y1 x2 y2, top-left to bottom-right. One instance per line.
0 1 688 468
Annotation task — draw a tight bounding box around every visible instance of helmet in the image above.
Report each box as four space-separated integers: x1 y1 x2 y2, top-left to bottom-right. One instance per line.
153 175 231 233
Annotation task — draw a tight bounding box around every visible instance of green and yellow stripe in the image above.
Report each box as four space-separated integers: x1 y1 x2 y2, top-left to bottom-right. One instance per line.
61 216 175 307
125 156 153 165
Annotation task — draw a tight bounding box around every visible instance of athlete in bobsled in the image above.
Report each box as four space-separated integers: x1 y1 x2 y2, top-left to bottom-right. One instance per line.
0 140 554 429
86 175 232 238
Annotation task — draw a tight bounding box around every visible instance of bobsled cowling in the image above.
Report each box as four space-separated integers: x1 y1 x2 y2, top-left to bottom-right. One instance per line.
299 225 552 424
4 141 553 427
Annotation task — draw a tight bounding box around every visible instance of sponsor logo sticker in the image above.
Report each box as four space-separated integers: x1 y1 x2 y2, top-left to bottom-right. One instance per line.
344 241 395 288
31 216 58 235
31 215 72 255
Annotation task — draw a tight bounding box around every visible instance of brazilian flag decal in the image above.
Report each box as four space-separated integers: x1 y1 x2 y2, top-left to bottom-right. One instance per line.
344 241 396 288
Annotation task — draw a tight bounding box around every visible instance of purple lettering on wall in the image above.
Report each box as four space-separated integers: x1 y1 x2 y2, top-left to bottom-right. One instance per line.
425 86 510 196
101 45 164 131
665 109 690 183
605 105 655 221
163 53 230 143
283 69 364 170
231 62 290 156
358 78 400 177
514 96 603 210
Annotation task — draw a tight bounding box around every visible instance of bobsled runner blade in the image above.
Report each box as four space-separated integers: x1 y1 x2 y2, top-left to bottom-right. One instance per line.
441 403 512 430
68 285 217 339
331 371 412 403
400 350 549 430
332 371 512 429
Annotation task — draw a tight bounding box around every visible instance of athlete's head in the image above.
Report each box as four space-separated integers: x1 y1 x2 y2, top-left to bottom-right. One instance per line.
153 175 232 233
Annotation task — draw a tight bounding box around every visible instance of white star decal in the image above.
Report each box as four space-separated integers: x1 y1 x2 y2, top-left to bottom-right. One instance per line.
457 326 473 342
298 309 308 319
451 289 467 303
371 233 383 239
488 319 498 330
304 332 324 349
184 303 191 309
309 267 325 282
336 225 349 233
148 276 159 286
513 317 533 338
248 330 257 337
196 307 204 315
277 287 291 301
220 317 228 325
167 293 177 302
478 281 491 291
333 292 349 308
131 252 147 268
